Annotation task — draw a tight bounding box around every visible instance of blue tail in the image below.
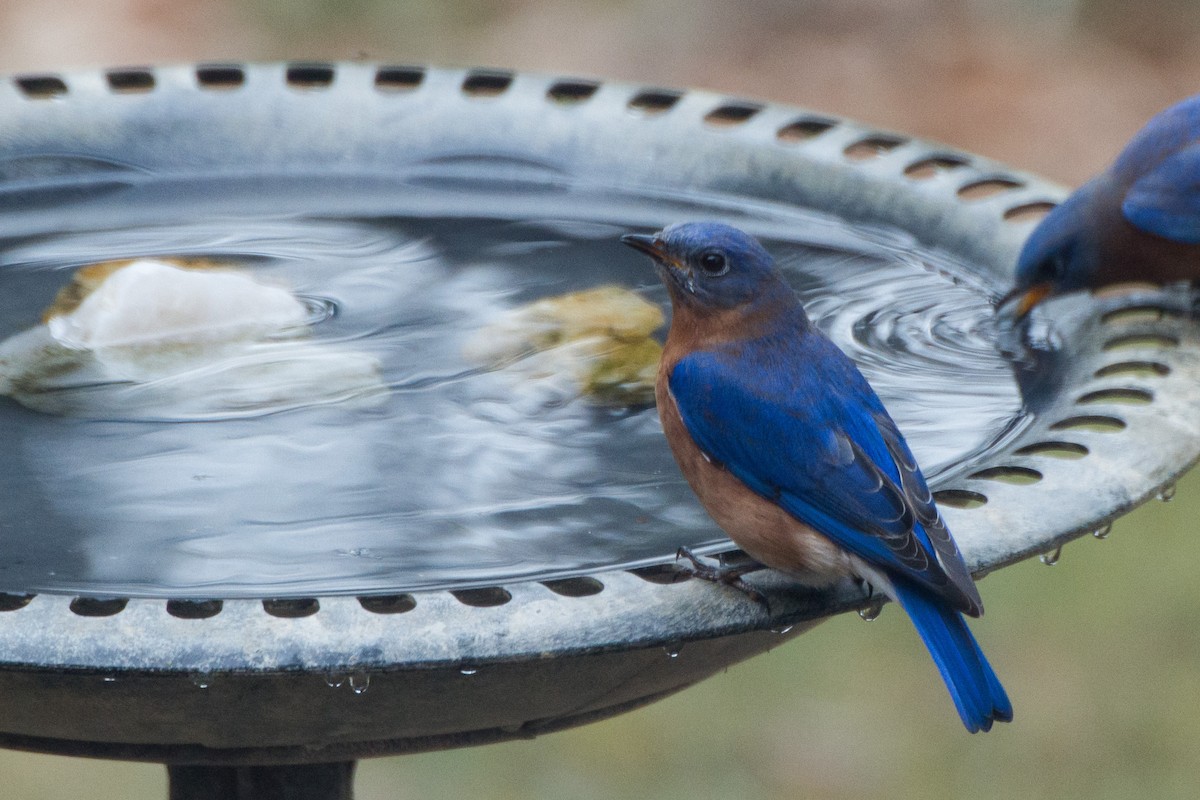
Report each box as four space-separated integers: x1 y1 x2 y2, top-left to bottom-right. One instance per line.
891 581 1013 733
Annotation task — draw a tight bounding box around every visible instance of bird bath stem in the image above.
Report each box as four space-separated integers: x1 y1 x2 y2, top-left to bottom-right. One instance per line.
167 763 355 800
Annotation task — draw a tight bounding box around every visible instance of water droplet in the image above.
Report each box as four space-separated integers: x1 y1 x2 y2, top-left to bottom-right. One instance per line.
298 294 339 325
324 672 346 688
1092 524 1112 540
663 644 684 659
349 673 370 695
191 675 210 689
858 600 884 622
337 547 379 559
1158 484 1177 502
102 676 117 683
770 624 794 635
459 666 478 676
1040 545 1063 566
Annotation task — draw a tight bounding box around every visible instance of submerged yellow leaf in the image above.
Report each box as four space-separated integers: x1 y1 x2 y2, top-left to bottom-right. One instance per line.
466 285 665 407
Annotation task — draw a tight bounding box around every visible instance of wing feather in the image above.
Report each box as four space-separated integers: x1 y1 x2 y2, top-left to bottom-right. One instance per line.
1123 142 1200 244
669 335 982 615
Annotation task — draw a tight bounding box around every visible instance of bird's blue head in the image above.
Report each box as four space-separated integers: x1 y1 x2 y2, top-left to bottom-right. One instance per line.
1006 185 1101 318
621 222 788 313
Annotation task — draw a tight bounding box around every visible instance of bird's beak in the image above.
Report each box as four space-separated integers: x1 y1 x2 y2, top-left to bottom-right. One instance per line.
622 232 693 293
998 282 1053 320
620 233 668 261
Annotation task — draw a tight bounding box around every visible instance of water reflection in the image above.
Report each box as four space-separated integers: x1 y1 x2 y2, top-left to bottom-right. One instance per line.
0 211 1025 598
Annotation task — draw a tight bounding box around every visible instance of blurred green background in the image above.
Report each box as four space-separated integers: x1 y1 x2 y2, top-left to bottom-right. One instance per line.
3 1 1200 797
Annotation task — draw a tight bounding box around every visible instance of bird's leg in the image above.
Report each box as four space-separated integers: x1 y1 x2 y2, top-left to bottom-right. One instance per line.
675 546 770 609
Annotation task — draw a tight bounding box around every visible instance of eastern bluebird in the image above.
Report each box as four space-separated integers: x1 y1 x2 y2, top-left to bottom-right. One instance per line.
1007 94 1200 317
622 222 1012 733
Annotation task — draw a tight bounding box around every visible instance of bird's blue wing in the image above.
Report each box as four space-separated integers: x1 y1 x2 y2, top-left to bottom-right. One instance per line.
669 342 981 615
1123 142 1200 244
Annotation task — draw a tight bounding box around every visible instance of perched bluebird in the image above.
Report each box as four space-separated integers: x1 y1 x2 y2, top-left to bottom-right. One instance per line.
622 222 1012 733
1007 94 1200 317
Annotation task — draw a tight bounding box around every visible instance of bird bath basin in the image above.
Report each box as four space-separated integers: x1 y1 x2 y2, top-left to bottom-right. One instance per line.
0 62 1198 798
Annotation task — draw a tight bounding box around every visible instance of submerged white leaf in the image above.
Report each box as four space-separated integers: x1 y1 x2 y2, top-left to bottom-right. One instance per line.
0 258 385 419
46 259 310 350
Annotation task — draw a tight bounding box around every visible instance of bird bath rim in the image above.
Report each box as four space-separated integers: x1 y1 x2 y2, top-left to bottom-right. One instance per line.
0 62 1195 764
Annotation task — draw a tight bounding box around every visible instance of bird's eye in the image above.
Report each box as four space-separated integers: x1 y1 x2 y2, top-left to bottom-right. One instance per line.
1038 257 1065 282
697 250 729 276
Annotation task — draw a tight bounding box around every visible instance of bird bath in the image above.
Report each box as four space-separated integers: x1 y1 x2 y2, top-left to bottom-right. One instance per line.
0 63 1197 798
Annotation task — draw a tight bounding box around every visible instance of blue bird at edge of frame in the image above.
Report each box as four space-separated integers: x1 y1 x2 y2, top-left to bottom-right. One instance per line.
1005 94 1200 318
622 222 1012 733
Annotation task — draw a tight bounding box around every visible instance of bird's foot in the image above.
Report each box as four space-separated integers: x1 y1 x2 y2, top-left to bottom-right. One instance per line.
675 546 770 610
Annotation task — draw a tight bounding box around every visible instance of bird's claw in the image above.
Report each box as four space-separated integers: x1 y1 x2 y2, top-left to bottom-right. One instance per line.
674 546 771 610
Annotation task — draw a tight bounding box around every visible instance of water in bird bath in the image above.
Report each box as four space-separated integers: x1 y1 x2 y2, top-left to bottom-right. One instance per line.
0 205 1023 599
